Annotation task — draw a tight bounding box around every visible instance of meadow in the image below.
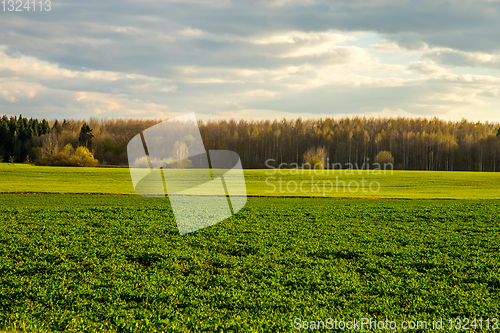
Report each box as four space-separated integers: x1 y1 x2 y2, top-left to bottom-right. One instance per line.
0 164 500 331
1 164 500 199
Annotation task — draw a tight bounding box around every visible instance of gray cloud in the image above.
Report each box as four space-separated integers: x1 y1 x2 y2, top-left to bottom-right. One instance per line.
2 0 500 72
423 49 500 69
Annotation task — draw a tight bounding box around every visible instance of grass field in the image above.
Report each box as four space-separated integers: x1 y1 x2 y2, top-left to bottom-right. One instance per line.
0 195 499 332
1 164 500 199
0 164 500 331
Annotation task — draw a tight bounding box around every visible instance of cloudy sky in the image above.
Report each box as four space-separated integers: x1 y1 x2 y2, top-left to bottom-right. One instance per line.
1 0 500 122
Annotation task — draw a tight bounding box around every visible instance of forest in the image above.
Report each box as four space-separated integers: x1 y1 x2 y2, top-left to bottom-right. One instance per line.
1 114 499 171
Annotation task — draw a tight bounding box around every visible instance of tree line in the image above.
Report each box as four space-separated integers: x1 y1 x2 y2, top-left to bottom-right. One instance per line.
0 115 50 163
1 114 499 171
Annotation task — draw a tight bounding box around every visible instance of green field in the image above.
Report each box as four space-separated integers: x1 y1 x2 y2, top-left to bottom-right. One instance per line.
1 164 500 331
1 164 500 199
0 195 499 332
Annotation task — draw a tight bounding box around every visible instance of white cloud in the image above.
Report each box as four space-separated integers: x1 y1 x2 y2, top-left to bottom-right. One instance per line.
161 86 177 92
407 61 449 75
258 0 316 8
0 52 122 82
252 30 353 45
372 41 500 69
242 90 276 97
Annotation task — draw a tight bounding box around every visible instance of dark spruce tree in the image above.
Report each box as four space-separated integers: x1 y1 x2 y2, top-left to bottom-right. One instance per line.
39 119 50 135
79 123 94 149
0 117 10 157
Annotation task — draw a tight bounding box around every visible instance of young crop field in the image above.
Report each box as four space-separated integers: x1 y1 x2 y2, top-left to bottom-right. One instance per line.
0 194 499 331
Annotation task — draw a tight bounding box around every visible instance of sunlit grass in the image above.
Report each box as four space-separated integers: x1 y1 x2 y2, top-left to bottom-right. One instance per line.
0 163 499 199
